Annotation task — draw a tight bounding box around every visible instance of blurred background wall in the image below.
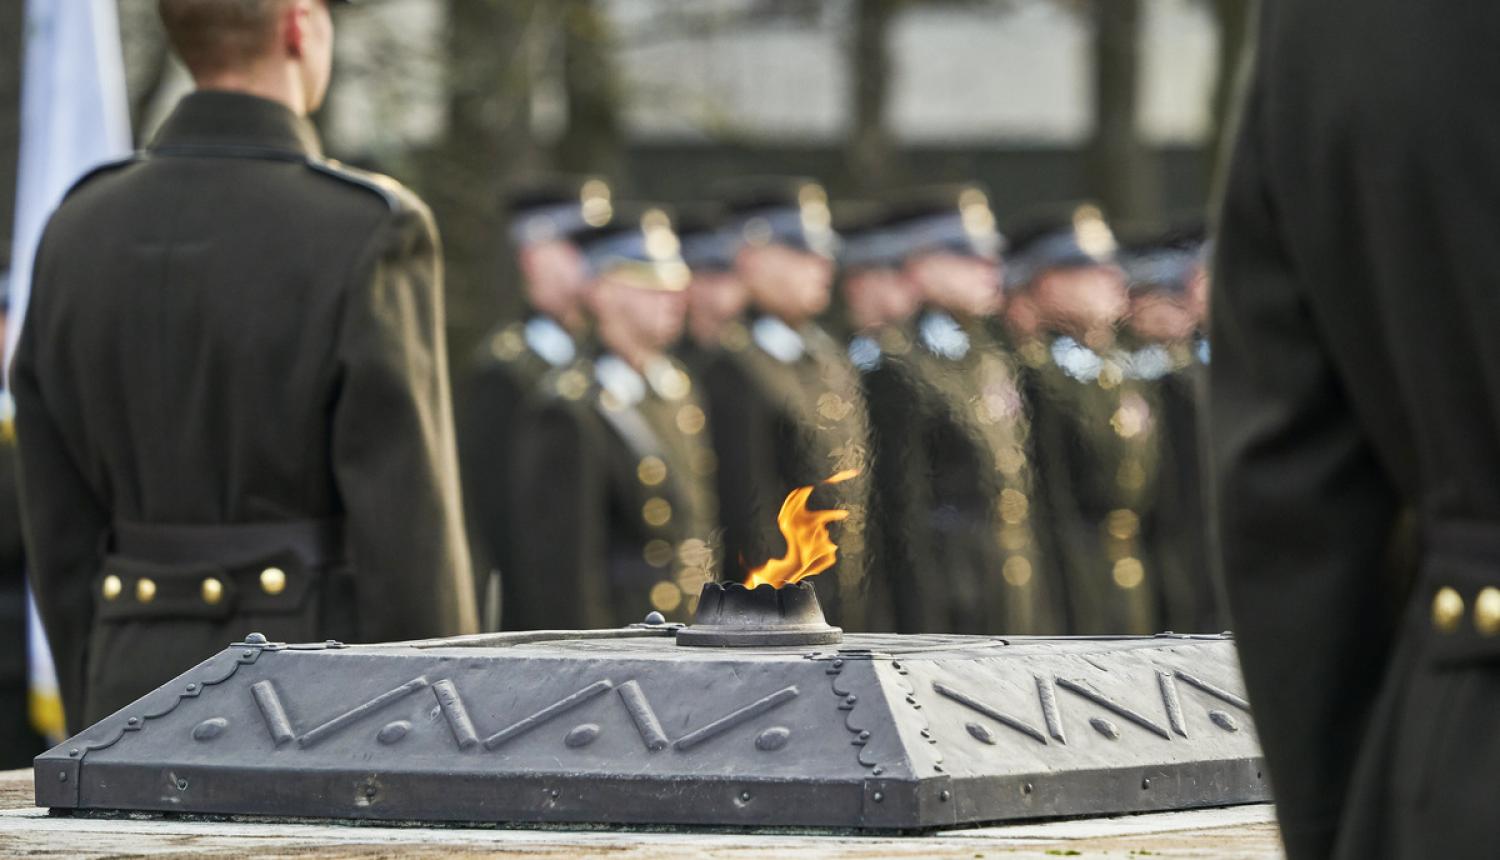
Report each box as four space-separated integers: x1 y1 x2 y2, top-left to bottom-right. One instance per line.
0 0 1253 369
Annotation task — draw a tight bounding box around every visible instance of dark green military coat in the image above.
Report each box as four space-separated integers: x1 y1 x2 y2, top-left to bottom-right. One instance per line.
460 313 582 628
702 315 889 631
860 311 1065 635
1016 333 1163 635
0 414 43 765
506 353 719 628
12 91 477 734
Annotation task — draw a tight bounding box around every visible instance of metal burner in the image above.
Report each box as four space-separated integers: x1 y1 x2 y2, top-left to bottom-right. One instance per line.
676 580 843 647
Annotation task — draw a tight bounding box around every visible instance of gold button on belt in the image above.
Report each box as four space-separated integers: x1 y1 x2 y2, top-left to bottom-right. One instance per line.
260 567 287 595
1432 586 1465 634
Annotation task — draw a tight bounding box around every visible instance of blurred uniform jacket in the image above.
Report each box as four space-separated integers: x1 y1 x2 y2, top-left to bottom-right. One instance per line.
507 353 719 628
0 416 43 766
1211 3 1500 858
1015 333 1163 635
858 311 1065 635
460 314 581 627
1141 337 1218 633
12 91 477 734
702 315 889 630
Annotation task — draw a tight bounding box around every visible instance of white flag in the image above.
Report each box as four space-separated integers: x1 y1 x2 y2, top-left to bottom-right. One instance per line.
8 0 132 741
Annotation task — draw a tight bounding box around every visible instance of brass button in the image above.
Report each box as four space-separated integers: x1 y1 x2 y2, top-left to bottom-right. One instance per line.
135 578 157 603
637 456 667 487
101 575 122 601
642 497 672 527
260 567 287 596
1475 587 1500 637
1432 586 1464 633
201 577 224 605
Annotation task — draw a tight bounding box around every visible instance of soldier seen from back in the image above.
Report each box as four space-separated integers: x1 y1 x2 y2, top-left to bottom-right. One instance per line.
12 0 476 733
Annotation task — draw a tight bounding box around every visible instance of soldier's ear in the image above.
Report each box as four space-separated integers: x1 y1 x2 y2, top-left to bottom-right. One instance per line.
283 0 311 59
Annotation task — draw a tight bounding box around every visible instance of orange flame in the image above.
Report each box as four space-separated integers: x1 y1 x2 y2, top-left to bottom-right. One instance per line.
743 470 860 589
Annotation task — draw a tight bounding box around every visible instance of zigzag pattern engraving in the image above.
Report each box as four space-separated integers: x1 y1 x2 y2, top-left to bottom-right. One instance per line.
934 669 1251 747
251 676 799 752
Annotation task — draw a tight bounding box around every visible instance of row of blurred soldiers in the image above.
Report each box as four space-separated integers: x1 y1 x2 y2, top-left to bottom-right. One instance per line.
460 176 1220 637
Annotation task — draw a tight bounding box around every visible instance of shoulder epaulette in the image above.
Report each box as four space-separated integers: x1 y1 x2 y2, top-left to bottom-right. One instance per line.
62 153 144 201
306 158 406 211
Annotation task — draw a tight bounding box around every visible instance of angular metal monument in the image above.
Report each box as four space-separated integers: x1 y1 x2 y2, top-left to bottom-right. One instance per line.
35 582 1267 831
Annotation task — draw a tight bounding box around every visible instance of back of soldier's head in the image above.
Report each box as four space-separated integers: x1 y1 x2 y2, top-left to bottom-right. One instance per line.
159 0 288 79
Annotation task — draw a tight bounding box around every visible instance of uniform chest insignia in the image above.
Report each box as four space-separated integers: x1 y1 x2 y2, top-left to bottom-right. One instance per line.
644 358 692 400
525 316 578 368
848 335 883 371
1051 336 1104 382
595 354 648 409
1119 344 1173 381
751 316 807 364
918 311 970 361
1196 338 1211 365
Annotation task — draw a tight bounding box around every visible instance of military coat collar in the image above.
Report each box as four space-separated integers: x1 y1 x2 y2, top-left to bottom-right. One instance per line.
150 90 324 159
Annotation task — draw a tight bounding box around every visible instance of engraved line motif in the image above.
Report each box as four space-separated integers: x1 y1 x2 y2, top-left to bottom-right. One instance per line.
932 682 1047 744
432 679 480 749
1035 674 1067 744
675 686 799 751
298 676 431 749
617 680 669 751
1055 677 1172 740
1157 671 1188 738
251 680 295 746
483 680 615 750
1175 671 1251 711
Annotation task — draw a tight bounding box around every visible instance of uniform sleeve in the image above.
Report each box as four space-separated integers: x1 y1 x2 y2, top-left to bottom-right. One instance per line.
12 229 112 732
332 202 478 641
505 397 609 629
457 358 521 608
1209 70 1400 860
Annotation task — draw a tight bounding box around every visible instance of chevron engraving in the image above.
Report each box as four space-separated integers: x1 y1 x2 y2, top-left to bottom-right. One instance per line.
250 676 800 753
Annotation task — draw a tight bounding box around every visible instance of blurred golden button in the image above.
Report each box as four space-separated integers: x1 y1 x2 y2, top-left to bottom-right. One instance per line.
1112 558 1145 590
1106 508 1140 540
136 578 157 603
637 456 667 486
649 580 683 613
201 577 224 605
643 498 673 527
1432 586 1464 633
260 567 287 596
643 539 674 567
1476 587 1500 637
999 488 1029 524
1002 556 1033 587
676 404 706 435
102 575 122 601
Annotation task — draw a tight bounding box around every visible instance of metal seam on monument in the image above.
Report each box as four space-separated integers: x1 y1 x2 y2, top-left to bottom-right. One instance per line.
829 658 881 770
891 660 944 772
71 650 258 759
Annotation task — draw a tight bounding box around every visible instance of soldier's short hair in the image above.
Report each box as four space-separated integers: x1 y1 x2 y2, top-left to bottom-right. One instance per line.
158 0 292 78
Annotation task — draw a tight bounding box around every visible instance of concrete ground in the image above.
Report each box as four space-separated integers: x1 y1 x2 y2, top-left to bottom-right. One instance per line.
0 769 1285 858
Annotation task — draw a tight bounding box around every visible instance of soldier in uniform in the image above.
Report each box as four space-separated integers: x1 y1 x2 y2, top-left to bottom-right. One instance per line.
1211 4 1500 857
674 205 748 381
508 207 719 627
13 0 477 734
461 177 610 629
850 188 1064 635
0 298 43 766
1119 224 1218 633
1002 205 1162 635
700 179 887 630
